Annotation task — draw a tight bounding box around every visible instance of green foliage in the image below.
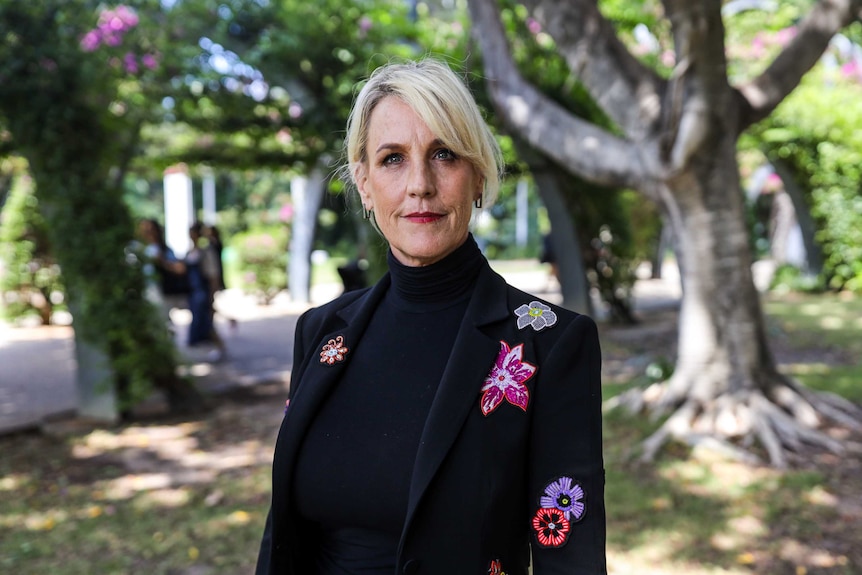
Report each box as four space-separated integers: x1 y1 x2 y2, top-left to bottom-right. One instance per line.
141 0 417 172
723 0 811 83
233 225 289 304
0 171 65 324
770 263 825 294
752 68 862 292
0 1 199 409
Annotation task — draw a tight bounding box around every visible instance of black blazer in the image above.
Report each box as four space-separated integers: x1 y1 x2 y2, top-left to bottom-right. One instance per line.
257 262 606 575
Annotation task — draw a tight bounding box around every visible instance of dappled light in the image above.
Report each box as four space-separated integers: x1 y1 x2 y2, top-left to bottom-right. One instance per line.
2 1 862 571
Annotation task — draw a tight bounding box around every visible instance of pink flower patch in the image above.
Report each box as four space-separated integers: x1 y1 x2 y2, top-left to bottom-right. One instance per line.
480 341 536 415
319 335 349 365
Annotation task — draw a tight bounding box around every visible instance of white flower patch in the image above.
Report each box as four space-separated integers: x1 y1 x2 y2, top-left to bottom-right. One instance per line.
514 301 557 332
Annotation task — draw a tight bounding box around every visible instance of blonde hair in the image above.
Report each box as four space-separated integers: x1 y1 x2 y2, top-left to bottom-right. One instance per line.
343 57 503 207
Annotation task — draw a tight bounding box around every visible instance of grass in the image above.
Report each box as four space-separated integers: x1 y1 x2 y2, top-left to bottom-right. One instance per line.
764 291 862 403
1 291 860 574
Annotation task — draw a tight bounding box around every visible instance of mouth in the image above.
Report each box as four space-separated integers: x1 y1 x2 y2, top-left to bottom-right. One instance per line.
404 211 444 223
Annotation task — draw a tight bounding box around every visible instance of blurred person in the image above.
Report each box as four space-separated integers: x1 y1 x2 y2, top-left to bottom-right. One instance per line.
255 58 606 574
186 221 226 361
204 224 238 332
137 218 187 326
540 232 560 288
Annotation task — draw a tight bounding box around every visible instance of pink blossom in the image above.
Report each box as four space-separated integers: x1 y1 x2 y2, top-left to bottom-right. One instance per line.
115 5 139 27
774 26 797 46
276 129 293 145
123 52 138 74
359 16 372 32
104 32 123 47
99 5 138 32
80 30 101 52
660 50 675 67
526 18 541 35
288 102 303 119
141 53 158 69
841 60 861 79
279 204 294 222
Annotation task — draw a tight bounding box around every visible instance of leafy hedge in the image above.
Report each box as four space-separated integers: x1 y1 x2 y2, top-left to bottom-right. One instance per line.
0 172 65 324
752 69 862 292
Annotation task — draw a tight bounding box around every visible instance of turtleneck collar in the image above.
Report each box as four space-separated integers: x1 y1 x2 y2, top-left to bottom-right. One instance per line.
387 234 484 306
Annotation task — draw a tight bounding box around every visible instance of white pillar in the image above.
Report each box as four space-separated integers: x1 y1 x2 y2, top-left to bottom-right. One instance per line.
289 175 311 303
516 177 529 247
163 164 194 257
202 169 217 225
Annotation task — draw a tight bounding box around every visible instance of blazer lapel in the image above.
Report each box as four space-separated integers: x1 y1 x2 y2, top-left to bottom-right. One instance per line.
400 265 511 544
271 276 391 550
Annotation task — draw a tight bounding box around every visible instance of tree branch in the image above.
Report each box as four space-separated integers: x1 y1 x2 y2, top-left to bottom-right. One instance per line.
520 0 667 139
467 0 654 191
737 0 862 129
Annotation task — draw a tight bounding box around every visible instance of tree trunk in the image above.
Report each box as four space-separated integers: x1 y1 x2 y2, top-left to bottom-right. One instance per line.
635 147 857 467
466 0 862 466
770 158 824 275
532 170 592 314
651 223 672 280
288 161 327 303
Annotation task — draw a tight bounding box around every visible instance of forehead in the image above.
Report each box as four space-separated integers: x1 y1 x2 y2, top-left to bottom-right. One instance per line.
367 97 435 143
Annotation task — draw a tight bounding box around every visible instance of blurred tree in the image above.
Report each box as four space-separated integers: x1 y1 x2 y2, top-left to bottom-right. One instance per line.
136 0 418 299
468 0 862 466
0 1 202 414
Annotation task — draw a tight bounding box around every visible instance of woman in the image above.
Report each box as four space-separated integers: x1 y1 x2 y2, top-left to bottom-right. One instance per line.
185 221 226 361
256 58 606 575
137 218 187 324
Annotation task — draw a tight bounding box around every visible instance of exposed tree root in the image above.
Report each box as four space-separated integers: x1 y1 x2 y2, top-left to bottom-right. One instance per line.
606 374 862 468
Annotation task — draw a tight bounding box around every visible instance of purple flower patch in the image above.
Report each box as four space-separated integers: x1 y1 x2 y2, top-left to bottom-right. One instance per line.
540 476 585 522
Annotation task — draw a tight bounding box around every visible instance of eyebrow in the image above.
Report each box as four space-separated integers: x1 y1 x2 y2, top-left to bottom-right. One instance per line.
374 138 446 155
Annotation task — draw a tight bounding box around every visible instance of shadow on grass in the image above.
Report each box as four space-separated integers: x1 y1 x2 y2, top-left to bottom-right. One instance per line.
602 385 861 575
2 368 859 574
0 384 287 575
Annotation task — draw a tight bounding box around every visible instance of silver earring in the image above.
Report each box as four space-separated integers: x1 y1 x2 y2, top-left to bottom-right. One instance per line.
363 208 372 220
474 197 483 209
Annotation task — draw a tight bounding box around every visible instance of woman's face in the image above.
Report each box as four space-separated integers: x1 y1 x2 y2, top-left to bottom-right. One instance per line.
355 96 482 267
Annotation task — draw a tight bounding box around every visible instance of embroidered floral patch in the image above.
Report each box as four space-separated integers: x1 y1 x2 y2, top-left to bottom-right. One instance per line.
480 341 537 416
514 301 557 331
531 476 585 548
540 476 585 522
487 559 507 574
532 507 571 547
319 335 349 365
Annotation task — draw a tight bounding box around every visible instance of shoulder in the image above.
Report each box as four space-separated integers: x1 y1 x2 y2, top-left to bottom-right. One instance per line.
296 286 372 331
505 282 583 327
499 281 598 356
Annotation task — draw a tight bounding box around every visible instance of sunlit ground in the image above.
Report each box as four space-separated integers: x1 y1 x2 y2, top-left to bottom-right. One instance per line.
1 291 860 574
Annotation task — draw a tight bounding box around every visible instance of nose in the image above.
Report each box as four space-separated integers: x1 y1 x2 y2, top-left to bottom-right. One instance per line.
406 159 434 198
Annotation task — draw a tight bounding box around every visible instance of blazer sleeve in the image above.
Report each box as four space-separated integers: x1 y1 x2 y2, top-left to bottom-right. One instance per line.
254 310 310 575
529 313 607 574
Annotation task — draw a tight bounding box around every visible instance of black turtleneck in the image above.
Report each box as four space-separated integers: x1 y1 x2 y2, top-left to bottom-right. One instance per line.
292 235 485 574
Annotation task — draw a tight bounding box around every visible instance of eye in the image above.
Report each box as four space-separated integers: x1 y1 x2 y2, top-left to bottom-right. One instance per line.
381 153 403 166
433 148 457 161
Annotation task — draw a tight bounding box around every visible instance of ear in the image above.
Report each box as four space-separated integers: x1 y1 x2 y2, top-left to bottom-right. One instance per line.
354 163 371 209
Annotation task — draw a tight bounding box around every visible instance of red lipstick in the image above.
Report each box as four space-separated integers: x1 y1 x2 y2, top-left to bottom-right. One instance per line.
405 212 442 223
